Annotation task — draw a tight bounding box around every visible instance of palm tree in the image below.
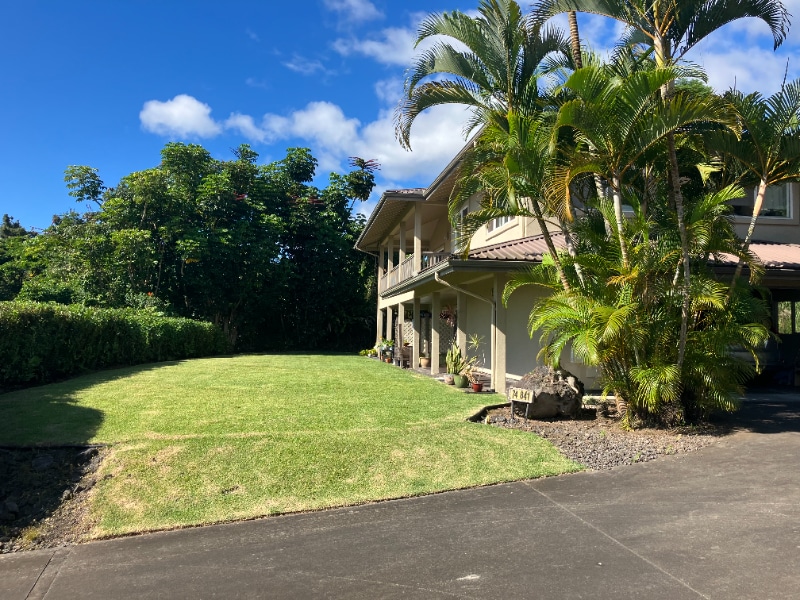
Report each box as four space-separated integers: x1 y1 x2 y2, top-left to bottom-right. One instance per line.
504 184 770 424
551 62 739 269
707 79 800 288
535 0 790 371
396 0 574 289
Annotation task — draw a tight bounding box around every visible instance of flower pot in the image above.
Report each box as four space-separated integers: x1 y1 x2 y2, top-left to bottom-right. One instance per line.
419 357 430 368
443 373 454 385
471 382 483 392
453 374 468 388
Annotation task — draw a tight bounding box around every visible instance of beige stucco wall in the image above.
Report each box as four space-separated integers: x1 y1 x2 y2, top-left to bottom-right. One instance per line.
458 279 599 390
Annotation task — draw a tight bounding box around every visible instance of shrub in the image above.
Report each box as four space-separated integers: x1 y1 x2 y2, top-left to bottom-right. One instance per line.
0 301 229 389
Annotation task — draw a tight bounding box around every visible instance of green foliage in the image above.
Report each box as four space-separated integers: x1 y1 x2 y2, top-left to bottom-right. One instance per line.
512 191 771 425
445 342 475 376
0 301 228 389
4 144 378 352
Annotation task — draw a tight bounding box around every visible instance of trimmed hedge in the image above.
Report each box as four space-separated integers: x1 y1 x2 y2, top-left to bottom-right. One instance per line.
0 301 229 389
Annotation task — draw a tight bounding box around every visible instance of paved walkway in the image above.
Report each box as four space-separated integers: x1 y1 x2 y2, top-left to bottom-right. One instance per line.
2 393 799 599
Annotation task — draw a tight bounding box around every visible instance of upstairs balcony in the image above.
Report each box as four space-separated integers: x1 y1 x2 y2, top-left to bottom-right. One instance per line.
379 252 453 293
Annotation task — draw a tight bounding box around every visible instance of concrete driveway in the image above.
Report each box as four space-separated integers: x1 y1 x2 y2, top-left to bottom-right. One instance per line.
3 392 799 599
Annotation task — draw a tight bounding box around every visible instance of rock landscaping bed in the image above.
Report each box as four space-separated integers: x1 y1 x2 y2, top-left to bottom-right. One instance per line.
0 445 105 554
482 404 730 471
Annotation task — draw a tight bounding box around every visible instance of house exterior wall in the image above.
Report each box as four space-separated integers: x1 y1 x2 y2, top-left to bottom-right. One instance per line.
732 182 799 243
504 285 599 388
364 171 799 392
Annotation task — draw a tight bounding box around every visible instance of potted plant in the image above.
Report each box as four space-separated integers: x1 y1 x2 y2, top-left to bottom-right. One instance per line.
379 338 394 362
419 352 430 368
445 342 474 388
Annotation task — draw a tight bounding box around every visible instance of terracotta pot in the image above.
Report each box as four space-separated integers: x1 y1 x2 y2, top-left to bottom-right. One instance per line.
419 357 430 368
471 382 483 392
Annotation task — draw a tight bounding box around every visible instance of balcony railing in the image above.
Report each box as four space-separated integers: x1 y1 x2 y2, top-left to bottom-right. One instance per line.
379 251 453 293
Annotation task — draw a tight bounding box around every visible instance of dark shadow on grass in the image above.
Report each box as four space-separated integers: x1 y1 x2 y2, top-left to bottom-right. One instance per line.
0 360 190 551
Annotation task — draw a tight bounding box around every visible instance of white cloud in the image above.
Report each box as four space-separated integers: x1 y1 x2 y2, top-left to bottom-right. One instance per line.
245 77 269 89
224 113 269 144
693 45 799 95
223 97 471 185
139 94 222 138
333 27 420 66
283 55 332 76
323 0 383 23
374 78 404 104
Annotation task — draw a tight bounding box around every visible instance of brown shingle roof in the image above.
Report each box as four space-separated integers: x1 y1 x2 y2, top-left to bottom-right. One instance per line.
468 235 800 270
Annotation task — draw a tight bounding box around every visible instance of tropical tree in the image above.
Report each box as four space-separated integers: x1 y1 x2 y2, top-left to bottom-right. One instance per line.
535 0 791 370
396 0 574 287
13 145 378 351
505 185 770 425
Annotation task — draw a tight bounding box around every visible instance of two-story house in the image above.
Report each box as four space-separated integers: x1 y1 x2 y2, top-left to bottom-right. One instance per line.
356 142 800 393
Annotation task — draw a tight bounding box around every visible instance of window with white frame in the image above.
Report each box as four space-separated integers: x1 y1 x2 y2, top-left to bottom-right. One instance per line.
487 215 515 232
731 183 792 218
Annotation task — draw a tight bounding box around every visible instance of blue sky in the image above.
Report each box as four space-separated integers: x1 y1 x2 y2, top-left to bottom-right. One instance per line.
2 0 800 231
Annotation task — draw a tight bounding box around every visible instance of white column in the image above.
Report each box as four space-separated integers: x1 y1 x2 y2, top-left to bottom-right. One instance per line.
413 296 421 368
376 307 384 345
387 236 394 274
387 306 395 344
399 222 406 265
493 274 507 393
414 203 422 274
456 291 467 350
378 246 385 294
397 302 405 344
431 291 441 374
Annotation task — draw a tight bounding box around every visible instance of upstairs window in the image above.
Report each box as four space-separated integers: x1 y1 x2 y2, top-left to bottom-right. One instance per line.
487 215 514 232
731 184 792 219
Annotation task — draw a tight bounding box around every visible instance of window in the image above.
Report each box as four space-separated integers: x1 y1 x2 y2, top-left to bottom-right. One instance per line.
776 300 800 334
487 215 515 232
731 184 792 218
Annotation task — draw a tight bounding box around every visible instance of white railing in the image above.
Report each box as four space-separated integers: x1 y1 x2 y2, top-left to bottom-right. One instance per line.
379 252 453 292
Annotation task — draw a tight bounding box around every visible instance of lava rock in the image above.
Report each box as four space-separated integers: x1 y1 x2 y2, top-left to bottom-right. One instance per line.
512 366 584 418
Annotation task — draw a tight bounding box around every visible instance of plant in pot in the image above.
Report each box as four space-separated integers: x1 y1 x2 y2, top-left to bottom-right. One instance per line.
466 366 482 392
419 352 430 368
444 343 460 385
379 338 394 362
445 342 473 388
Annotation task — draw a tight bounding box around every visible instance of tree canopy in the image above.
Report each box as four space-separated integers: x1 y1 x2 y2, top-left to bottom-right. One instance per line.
4 144 379 352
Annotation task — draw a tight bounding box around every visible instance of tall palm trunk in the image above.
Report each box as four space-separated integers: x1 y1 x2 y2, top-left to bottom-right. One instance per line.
730 178 768 291
530 198 572 292
568 11 582 68
655 32 691 372
611 171 630 269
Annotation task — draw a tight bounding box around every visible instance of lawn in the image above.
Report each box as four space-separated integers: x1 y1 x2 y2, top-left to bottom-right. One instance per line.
0 354 581 537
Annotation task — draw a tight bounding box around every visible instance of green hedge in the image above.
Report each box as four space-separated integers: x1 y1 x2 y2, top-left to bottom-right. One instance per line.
0 301 229 389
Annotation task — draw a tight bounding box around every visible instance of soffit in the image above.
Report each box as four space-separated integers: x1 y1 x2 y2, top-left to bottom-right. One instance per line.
355 190 425 252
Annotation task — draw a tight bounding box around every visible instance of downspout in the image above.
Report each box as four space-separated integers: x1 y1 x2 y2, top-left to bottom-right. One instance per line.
435 272 497 389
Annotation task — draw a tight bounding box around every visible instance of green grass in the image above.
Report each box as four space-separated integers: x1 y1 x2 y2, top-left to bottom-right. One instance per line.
0 354 581 537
